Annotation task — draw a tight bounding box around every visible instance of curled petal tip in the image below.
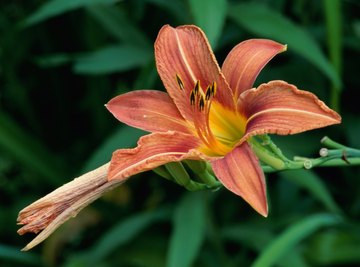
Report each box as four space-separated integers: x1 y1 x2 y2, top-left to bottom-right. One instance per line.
222 39 288 98
257 204 269 217
211 144 268 217
282 44 288 52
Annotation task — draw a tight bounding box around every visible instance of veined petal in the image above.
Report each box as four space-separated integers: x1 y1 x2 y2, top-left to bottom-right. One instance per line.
222 39 286 99
211 143 268 217
239 80 341 141
155 25 235 123
108 131 203 181
106 90 190 133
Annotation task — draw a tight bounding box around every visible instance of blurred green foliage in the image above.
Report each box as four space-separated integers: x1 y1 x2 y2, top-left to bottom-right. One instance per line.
1 0 360 266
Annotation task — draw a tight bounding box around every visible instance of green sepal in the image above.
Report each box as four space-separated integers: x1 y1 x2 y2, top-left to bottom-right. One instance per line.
153 165 173 180
165 162 191 187
184 160 222 189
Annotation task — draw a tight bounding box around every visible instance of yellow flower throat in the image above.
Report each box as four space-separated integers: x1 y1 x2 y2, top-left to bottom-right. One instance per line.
176 74 246 156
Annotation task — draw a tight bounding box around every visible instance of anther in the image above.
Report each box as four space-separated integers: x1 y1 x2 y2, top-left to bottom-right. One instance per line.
211 81 217 96
176 74 185 90
190 90 196 106
205 85 212 100
199 95 205 111
194 80 200 95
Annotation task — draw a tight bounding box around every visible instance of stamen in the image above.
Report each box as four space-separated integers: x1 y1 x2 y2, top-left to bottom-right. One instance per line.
185 78 230 156
194 80 200 95
199 95 205 111
205 85 212 100
190 90 196 106
176 74 185 90
211 81 217 96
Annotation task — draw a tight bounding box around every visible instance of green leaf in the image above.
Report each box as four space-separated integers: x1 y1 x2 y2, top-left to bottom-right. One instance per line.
0 113 63 185
34 53 73 68
188 0 227 48
82 126 145 172
228 3 341 88
73 45 152 75
251 213 341 267
85 5 151 47
167 192 207 267
323 0 343 110
222 224 308 267
25 0 118 26
280 169 342 214
222 224 274 251
307 229 360 265
0 244 41 265
92 208 169 261
71 207 170 265
145 0 190 23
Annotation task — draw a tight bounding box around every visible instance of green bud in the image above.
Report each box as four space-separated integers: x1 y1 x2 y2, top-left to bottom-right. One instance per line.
165 162 191 187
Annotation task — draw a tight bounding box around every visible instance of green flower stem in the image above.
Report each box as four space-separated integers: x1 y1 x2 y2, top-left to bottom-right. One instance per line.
261 136 360 173
321 136 347 149
256 135 289 162
263 157 360 173
315 157 360 167
157 136 359 192
249 137 287 170
320 148 360 158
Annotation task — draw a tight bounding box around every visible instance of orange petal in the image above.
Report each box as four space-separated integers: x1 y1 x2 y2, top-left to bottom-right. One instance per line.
155 25 235 123
106 90 190 133
222 39 286 99
108 131 202 181
239 80 341 140
211 143 268 217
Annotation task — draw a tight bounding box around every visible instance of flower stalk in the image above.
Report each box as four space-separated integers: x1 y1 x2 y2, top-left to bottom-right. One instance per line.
261 136 360 173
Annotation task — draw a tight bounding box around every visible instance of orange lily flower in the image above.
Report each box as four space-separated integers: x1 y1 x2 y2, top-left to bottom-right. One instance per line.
106 25 341 217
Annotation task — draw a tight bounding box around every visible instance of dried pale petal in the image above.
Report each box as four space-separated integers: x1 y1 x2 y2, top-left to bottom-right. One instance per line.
237 80 341 143
222 39 286 99
211 143 268 217
106 90 190 133
155 25 235 123
108 131 203 180
17 163 122 251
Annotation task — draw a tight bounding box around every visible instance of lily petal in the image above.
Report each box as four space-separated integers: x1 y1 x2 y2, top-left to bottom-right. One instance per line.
222 39 286 99
239 80 341 141
211 143 268 217
108 131 203 181
106 90 190 133
155 25 235 123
